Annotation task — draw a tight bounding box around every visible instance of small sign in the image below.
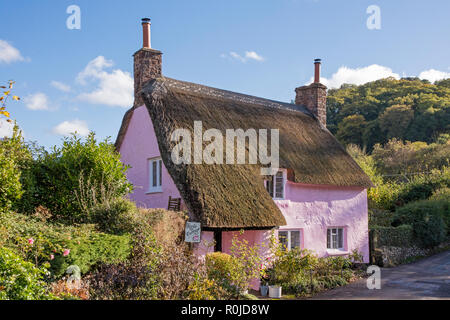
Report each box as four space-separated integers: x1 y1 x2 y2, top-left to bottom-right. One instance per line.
185 222 201 243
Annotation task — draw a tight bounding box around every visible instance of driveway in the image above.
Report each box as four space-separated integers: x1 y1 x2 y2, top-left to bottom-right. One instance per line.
310 250 450 300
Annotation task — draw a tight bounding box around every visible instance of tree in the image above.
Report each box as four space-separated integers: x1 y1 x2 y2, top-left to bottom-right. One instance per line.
379 104 414 139
336 115 367 146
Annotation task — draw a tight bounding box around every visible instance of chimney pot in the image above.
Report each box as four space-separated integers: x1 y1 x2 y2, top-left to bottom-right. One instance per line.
141 18 151 48
314 58 321 83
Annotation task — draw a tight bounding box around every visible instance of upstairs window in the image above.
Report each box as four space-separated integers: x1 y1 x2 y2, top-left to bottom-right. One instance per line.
278 230 301 251
148 157 162 193
265 170 285 199
327 228 344 250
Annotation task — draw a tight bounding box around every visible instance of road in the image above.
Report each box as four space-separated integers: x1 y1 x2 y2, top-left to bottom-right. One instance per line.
310 250 450 300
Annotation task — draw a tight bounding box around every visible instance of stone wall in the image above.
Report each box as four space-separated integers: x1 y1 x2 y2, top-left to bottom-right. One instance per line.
373 245 430 267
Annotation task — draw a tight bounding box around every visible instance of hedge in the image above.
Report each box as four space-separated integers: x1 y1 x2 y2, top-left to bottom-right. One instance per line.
370 225 418 248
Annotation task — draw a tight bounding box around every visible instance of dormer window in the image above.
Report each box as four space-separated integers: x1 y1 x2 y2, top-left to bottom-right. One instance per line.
265 170 285 199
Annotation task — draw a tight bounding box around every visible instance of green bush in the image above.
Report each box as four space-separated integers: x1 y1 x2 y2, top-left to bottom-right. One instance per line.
206 252 241 294
430 188 450 232
20 132 132 223
370 224 417 247
413 214 446 248
50 232 131 277
89 198 137 235
0 151 22 213
0 212 131 277
394 199 447 247
0 247 57 300
369 209 395 227
0 126 26 212
395 171 449 206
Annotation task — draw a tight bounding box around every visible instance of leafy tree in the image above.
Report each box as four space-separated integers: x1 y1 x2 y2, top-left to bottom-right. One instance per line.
379 104 414 139
327 77 450 148
336 115 366 146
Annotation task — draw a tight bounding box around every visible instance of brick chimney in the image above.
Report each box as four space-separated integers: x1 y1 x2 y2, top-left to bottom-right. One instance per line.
295 59 327 127
133 18 162 107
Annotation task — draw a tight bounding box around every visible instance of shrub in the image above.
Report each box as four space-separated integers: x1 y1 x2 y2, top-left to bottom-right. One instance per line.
369 209 395 227
0 212 131 277
228 233 265 294
413 214 446 248
370 224 417 248
0 151 22 213
89 198 137 235
0 126 26 212
187 273 226 300
0 247 57 300
394 200 447 247
206 252 241 296
88 209 190 300
270 248 319 285
50 232 131 277
88 231 161 300
21 133 132 223
157 243 207 300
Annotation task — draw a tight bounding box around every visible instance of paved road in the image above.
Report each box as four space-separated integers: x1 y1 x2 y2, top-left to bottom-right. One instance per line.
310 250 450 300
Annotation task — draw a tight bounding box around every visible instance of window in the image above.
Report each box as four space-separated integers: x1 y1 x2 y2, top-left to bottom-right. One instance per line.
327 228 344 250
265 170 285 199
278 230 301 251
148 157 162 192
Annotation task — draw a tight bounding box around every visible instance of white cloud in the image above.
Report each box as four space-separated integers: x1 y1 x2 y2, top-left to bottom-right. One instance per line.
51 81 71 92
24 93 51 110
0 40 24 64
224 51 265 63
52 119 89 137
418 69 450 84
244 51 264 62
76 56 133 108
310 64 400 88
0 118 14 138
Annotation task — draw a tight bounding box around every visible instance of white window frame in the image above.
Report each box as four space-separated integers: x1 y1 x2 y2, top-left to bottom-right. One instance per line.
278 229 301 251
265 169 286 200
327 227 345 250
147 157 162 193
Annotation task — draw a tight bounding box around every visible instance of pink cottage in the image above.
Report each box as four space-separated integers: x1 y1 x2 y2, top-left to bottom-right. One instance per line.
116 19 373 264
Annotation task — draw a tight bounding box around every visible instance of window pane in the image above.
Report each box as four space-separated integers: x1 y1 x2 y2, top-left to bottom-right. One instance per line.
290 231 300 249
158 160 162 187
152 161 157 187
278 231 288 251
327 229 331 248
275 171 284 198
338 228 343 249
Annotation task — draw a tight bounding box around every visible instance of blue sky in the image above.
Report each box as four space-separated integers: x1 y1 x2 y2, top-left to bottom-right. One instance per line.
1 0 449 149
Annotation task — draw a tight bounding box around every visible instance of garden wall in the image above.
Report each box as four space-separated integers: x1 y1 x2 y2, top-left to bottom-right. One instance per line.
370 225 427 266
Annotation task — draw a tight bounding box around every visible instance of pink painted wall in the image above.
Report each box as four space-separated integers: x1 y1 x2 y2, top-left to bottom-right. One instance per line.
119 105 182 209
277 181 369 262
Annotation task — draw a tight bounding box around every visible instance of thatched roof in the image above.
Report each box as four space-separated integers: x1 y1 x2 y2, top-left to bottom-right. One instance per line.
116 77 372 229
